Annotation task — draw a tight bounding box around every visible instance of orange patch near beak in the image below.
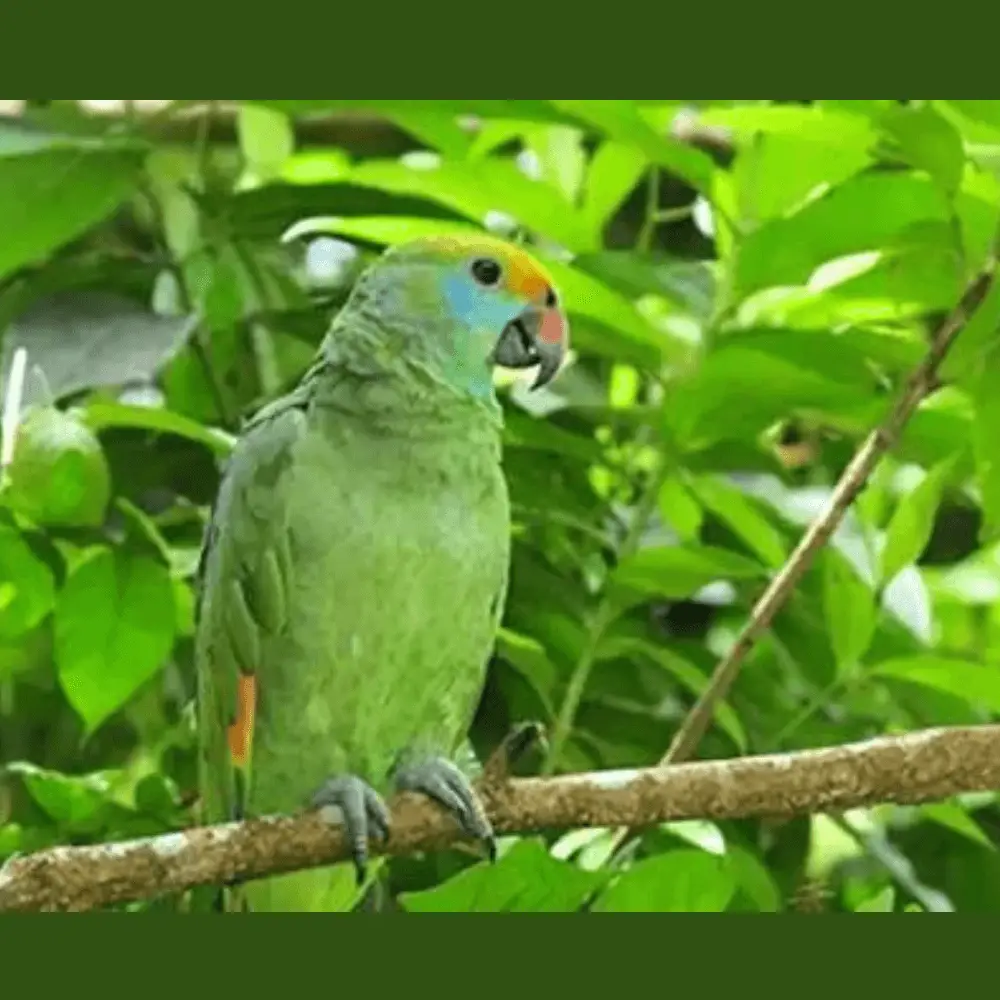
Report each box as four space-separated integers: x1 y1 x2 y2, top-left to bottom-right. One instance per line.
539 306 568 347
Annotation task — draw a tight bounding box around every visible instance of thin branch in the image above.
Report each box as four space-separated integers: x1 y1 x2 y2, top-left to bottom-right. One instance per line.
597 238 1000 865
2 726 1000 912
664 248 1000 769
831 814 953 913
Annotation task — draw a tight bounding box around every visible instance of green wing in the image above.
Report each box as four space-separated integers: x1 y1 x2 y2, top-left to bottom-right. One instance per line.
195 387 379 913
195 393 308 829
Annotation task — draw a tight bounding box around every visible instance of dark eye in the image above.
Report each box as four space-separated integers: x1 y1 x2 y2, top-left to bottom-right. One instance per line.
471 258 503 288
545 287 558 309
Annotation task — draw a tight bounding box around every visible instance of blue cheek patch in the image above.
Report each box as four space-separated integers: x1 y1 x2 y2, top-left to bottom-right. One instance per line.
443 274 520 333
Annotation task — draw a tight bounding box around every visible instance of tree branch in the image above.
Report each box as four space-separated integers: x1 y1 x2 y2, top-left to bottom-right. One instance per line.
2 725 999 912
0 100 735 159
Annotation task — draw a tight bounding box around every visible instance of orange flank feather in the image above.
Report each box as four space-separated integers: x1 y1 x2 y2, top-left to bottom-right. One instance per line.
227 674 257 770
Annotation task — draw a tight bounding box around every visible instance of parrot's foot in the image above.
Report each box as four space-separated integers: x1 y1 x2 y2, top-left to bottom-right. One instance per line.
392 756 497 863
311 776 392 886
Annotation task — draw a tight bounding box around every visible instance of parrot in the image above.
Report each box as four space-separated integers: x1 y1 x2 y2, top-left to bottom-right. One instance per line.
194 234 569 912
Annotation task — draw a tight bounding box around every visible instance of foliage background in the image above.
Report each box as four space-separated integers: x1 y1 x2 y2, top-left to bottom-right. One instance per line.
3 99 1000 913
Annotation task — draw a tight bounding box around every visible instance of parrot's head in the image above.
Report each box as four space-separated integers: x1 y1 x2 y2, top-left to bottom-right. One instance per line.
362 235 569 400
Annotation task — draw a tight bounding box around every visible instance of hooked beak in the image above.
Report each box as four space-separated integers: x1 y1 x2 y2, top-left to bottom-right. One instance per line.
493 300 568 390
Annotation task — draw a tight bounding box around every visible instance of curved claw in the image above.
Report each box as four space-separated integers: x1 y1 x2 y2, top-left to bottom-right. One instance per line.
393 756 497 862
311 776 392 885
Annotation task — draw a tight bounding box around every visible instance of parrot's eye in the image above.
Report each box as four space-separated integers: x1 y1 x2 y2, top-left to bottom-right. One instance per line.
470 258 503 288
545 287 558 309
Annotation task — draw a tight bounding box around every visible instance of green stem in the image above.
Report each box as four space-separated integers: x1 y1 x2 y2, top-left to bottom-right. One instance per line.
231 242 283 400
138 168 236 430
637 170 660 253
544 458 671 775
653 205 695 225
770 676 853 751
0 680 22 763
511 505 614 548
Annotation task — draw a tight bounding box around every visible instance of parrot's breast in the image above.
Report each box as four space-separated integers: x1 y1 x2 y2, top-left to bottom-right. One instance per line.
248 411 509 814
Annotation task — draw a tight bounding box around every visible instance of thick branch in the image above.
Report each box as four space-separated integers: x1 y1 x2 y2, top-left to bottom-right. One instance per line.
2 725 999 912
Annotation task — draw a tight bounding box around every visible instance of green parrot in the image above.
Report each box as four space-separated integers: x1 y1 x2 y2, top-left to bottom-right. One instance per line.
194 234 568 912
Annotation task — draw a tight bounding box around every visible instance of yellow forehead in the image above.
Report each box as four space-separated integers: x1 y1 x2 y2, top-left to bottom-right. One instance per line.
412 234 555 299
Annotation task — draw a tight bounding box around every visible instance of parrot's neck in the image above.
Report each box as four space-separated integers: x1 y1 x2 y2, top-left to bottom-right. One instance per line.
312 294 503 425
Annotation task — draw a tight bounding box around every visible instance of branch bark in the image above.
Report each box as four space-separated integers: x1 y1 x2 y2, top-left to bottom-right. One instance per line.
3 725 999 912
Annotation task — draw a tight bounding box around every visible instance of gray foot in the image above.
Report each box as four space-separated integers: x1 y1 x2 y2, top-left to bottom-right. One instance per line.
393 756 497 863
311 776 392 885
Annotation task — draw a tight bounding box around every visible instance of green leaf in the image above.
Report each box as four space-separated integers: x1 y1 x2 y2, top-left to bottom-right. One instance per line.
734 173 951 300
943 101 1000 135
734 251 960 333
4 762 115 830
881 458 958 585
0 528 56 641
251 100 576 125
822 550 877 674
237 105 295 182
593 850 737 912
817 100 896 122
552 100 716 195
0 122 146 282
4 406 112 529
712 106 877 224
388 110 474 159
0 620 51 682
873 656 1000 714
613 545 766 600
659 476 704 543
3 292 194 404
399 840 608 913
495 629 559 715
524 126 587 204
855 887 897 913
900 387 976 470
54 548 176 735
81 401 236 457
972 356 1000 541
688 475 789 568
599 637 748 752
583 142 649 238
705 104 880 145
921 802 996 850
663 820 727 856
942 277 1000 381
349 158 595 251
283 214 484 247
576 252 717 322
727 847 783 913
666 345 870 449
880 105 966 197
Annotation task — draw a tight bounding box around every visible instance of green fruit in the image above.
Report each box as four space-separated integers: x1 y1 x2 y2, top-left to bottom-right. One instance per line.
4 407 111 528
